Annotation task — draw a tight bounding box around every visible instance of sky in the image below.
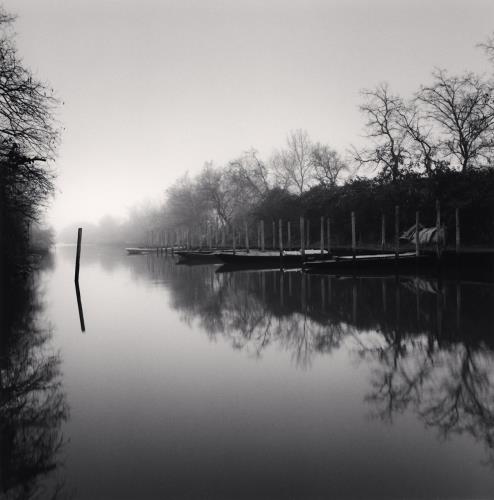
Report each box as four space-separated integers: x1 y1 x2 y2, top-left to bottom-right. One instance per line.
3 0 493 230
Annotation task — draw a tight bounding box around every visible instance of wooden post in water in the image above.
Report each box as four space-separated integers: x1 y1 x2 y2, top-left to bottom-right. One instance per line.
232 224 236 255
245 220 249 253
320 216 324 255
75 227 82 282
272 220 276 249
394 205 399 259
306 220 310 249
327 217 331 254
435 200 441 259
261 220 265 251
351 212 356 260
287 221 291 251
300 216 305 259
381 214 386 251
455 208 460 255
415 211 420 257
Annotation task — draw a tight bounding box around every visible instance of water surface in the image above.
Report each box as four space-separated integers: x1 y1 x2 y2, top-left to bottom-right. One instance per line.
6 245 494 499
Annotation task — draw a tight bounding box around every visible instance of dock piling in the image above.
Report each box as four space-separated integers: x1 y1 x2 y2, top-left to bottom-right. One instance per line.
245 220 249 253
381 213 386 251
320 216 324 255
327 217 331 254
351 212 356 259
415 211 420 257
436 200 441 259
394 205 400 259
261 220 265 251
455 207 460 255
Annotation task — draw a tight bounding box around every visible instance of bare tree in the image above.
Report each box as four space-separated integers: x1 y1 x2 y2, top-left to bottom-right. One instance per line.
310 142 349 187
417 69 494 172
271 129 315 194
478 32 494 64
227 149 270 202
354 84 410 181
397 102 441 177
0 7 60 268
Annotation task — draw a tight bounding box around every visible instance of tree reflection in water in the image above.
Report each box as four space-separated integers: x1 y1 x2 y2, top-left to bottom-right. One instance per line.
142 255 494 466
0 257 69 500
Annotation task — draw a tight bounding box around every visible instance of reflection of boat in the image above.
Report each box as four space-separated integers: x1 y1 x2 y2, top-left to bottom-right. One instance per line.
216 264 302 274
217 249 330 267
303 252 429 273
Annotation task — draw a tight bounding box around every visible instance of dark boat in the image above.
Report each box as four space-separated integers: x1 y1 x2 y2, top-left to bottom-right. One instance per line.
175 250 234 263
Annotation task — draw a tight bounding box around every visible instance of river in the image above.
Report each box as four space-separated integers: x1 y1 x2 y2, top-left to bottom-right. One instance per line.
3 244 494 499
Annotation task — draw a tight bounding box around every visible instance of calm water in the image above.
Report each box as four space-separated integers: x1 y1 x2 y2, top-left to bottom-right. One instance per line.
4 245 494 499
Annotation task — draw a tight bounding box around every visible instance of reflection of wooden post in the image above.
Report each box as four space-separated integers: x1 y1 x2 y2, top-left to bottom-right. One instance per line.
75 281 86 332
272 220 276 249
245 220 249 253
261 220 265 251
415 211 420 257
351 212 356 259
280 273 284 307
416 283 420 324
320 216 324 255
455 208 460 255
327 217 331 253
287 221 291 251
435 200 441 259
395 205 399 259
382 280 387 313
300 217 305 258
381 214 386 251
456 282 461 330
278 219 283 252
75 228 82 282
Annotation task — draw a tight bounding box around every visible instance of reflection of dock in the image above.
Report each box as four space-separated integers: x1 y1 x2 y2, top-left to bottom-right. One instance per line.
303 252 421 273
